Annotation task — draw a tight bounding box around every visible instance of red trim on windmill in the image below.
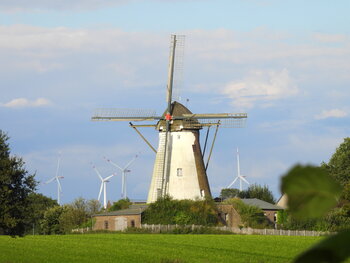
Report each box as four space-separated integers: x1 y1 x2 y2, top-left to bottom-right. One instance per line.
165 113 172 121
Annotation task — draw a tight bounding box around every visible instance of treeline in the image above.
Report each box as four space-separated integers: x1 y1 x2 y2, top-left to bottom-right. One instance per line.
277 138 350 232
0 130 103 236
39 197 101 234
220 184 275 203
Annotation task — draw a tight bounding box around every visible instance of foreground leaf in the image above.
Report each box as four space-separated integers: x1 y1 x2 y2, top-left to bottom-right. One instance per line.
294 230 350 263
281 165 341 219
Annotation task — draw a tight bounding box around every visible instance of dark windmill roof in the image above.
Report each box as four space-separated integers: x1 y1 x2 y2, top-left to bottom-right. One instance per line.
157 101 201 131
241 198 284 210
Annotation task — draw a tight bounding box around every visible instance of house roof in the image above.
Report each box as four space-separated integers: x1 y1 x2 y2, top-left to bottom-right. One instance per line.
241 198 284 210
93 206 147 217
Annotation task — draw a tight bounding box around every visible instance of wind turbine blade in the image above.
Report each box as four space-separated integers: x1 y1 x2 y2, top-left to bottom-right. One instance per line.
98 182 104 201
91 162 103 181
104 174 115 181
44 177 56 184
57 178 62 192
240 176 250 185
227 176 239 188
55 155 61 178
104 157 123 171
124 154 138 169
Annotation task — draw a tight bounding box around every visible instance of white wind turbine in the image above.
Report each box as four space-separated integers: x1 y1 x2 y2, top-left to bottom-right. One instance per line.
91 163 116 209
227 148 250 191
44 156 64 205
104 154 139 199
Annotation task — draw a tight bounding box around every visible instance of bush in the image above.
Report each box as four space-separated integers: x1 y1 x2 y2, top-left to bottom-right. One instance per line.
142 196 219 226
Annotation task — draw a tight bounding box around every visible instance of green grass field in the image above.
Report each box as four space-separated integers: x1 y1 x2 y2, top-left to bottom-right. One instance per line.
0 233 322 263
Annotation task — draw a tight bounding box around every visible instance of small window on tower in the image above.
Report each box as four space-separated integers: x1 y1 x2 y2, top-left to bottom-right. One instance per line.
177 168 183 177
177 135 181 139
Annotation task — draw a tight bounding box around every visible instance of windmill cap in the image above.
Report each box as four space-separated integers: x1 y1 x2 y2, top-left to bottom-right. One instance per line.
157 101 201 131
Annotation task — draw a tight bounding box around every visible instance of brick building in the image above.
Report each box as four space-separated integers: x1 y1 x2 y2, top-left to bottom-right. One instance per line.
93 204 147 231
241 198 284 223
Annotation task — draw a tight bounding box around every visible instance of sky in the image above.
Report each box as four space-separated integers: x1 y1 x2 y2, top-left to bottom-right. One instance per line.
1 0 349 204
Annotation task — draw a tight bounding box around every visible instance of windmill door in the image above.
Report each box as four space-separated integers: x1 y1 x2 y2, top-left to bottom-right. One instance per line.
115 217 127 231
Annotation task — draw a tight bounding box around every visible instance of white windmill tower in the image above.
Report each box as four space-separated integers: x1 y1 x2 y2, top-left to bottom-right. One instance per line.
227 148 250 191
44 156 64 205
91 163 116 209
92 35 248 203
104 154 139 199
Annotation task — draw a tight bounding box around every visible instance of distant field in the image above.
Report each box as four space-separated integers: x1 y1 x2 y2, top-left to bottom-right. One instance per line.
0 233 322 263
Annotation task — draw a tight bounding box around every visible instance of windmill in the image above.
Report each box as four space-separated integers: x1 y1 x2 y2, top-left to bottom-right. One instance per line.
227 148 250 191
91 163 116 209
92 35 247 203
44 156 64 205
104 154 139 199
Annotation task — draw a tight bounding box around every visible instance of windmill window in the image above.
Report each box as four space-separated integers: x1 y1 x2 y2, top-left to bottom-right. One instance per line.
177 135 181 139
177 168 183 177
200 190 205 197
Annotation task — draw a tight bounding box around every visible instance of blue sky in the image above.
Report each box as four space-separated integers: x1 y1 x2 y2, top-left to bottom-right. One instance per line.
1 0 349 204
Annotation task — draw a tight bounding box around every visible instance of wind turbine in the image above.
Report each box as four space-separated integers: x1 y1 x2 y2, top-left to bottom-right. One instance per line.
44 156 64 205
91 163 116 209
227 148 249 191
104 154 139 199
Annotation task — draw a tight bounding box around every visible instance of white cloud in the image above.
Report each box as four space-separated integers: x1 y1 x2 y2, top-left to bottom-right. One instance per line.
313 33 348 43
221 69 298 109
315 109 348 120
1 98 52 108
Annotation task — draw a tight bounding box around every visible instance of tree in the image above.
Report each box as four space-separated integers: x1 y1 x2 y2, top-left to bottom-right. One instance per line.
25 193 57 234
238 184 275 203
220 188 240 200
40 205 65 235
86 199 101 216
108 198 132 212
0 130 37 236
322 137 350 201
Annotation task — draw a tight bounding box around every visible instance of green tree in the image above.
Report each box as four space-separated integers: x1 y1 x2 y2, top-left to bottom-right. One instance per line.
322 137 350 201
220 188 240 200
86 199 101 216
25 193 57 234
108 198 131 212
238 184 275 203
0 130 37 236
40 205 65 235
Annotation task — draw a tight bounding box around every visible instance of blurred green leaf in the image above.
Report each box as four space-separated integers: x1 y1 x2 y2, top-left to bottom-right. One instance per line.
294 230 350 263
281 165 342 219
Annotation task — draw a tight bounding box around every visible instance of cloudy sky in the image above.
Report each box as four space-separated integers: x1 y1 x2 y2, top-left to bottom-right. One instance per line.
1 0 349 204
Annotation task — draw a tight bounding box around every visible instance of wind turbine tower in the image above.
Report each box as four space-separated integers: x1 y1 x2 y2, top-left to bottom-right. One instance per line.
105 154 138 199
227 148 250 191
44 156 64 205
91 163 116 209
